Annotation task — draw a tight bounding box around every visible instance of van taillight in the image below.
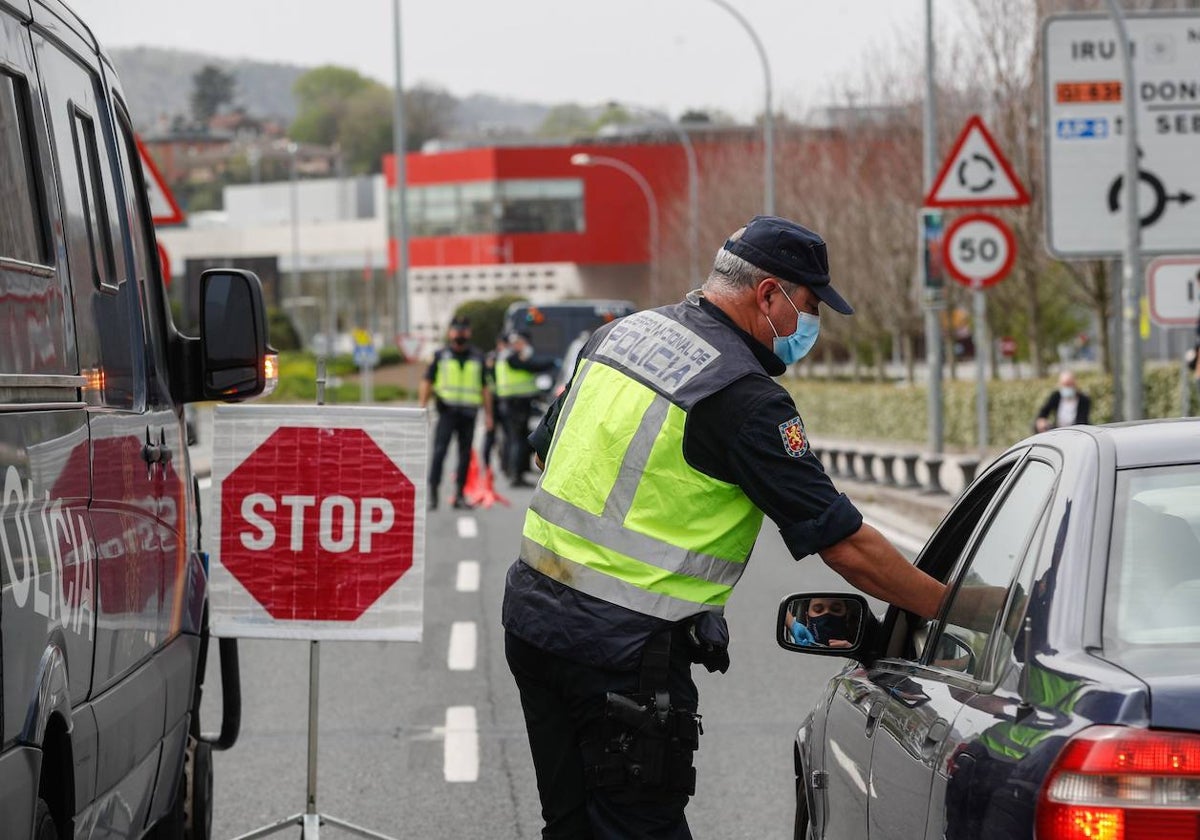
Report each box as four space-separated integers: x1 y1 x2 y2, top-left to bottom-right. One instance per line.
1037 726 1200 840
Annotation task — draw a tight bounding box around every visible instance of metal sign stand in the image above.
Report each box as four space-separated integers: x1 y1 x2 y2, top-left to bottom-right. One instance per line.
230 360 400 840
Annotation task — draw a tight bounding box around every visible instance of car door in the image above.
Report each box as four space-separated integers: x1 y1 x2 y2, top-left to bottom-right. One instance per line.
816 452 1025 840
867 456 1058 840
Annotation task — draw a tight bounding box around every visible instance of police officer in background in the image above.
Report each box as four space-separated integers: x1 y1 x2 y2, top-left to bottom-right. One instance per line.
496 331 558 487
482 333 510 476
503 216 947 838
419 316 493 510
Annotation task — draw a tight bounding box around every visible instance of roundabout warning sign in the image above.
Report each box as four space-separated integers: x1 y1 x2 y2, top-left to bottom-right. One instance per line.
206 405 428 641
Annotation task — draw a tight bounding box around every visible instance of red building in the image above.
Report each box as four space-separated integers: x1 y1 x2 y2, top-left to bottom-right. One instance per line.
384 142 696 342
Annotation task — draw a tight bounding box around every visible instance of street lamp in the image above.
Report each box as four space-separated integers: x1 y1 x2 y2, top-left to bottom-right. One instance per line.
706 0 773 215
288 141 300 302
612 103 700 290
571 152 660 300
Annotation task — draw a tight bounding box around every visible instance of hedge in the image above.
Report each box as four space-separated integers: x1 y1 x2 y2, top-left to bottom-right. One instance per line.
266 352 410 404
785 366 1198 451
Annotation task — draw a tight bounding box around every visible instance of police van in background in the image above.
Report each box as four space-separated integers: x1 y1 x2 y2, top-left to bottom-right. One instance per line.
501 299 636 402
1 2 274 837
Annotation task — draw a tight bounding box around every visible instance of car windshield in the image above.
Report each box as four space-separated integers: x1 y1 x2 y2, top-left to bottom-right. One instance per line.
1105 463 1200 646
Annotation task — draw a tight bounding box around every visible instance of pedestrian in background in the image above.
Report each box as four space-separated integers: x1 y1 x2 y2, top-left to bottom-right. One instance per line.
503 215 947 838
1034 370 1091 432
419 316 493 510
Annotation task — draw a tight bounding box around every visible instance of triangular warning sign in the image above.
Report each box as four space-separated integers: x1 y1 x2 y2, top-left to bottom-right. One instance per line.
924 115 1030 208
135 134 186 226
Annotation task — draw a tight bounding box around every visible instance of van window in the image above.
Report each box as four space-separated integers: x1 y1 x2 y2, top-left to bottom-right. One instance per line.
112 101 173 404
70 108 116 291
0 71 47 264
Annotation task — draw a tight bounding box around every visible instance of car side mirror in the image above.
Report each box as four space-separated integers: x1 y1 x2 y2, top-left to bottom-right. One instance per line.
200 269 272 400
776 593 876 658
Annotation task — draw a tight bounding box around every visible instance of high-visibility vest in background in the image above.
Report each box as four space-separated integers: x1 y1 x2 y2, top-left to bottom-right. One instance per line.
494 355 540 398
520 300 766 623
433 352 484 408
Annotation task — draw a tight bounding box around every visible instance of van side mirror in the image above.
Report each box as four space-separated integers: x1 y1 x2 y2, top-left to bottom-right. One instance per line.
199 269 272 400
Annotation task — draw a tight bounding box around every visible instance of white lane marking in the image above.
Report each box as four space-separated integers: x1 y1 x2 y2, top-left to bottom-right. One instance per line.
456 516 478 539
863 516 927 558
443 706 479 782
448 621 477 671
456 561 480 592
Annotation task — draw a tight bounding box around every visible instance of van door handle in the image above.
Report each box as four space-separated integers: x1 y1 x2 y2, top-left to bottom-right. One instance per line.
157 428 173 466
141 428 162 465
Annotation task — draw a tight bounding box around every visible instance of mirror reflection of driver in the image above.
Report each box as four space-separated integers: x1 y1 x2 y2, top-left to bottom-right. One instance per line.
785 598 854 648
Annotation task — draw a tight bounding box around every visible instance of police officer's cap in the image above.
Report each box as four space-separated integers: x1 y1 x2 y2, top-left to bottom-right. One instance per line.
724 216 854 315
449 315 471 329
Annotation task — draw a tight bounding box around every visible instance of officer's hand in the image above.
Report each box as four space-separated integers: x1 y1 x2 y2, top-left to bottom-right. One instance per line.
1034 417 1049 432
485 415 494 432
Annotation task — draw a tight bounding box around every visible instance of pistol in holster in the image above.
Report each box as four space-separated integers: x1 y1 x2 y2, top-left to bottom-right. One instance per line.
582 629 703 794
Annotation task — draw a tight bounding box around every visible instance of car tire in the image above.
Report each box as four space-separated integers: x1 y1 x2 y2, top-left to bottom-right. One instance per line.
794 777 812 840
34 798 58 840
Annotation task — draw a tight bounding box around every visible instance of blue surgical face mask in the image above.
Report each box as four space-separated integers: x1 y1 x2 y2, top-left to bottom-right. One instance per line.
768 288 820 365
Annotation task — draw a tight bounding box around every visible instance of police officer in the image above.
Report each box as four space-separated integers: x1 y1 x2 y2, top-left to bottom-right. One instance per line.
495 331 558 487
482 333 509 476
503 216 947 838
419 316 493 510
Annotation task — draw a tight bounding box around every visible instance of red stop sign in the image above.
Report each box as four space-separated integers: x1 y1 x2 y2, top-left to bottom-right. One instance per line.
220 426 415 621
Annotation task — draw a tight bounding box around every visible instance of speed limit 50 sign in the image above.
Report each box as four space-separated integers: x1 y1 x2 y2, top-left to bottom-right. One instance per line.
943 213 1016 289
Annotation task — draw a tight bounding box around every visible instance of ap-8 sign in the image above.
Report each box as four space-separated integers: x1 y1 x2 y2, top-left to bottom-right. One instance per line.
942 213 1016 290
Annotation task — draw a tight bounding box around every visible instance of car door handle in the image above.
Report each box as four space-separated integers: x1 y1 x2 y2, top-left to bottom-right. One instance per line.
865 699 885 737
922 719 950 757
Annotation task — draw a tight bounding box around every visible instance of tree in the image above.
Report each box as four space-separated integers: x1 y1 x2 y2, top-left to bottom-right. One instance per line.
291 68 457 171
291 66 373 146
537 104 593 139
191 65 235 124
404 83 457 152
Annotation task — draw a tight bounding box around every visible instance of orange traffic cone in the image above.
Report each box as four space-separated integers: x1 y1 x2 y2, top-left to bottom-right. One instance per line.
478 466 510 508
462 450 485 506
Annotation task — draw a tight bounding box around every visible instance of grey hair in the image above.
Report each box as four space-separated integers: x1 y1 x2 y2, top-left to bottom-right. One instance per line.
703 226 774 293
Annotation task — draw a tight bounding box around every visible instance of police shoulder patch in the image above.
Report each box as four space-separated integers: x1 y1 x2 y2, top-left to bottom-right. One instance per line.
779 416 809 458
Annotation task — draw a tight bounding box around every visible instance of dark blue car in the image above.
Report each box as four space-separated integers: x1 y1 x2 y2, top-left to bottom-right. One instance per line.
779 419 1200 840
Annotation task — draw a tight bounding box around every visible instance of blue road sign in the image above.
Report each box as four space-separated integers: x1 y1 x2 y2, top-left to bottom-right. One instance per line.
1055 117 1109 140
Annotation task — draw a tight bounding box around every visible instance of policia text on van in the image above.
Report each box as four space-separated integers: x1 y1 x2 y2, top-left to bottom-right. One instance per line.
1 2 275 838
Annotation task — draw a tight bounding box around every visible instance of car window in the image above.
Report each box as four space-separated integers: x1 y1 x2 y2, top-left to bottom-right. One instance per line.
1105 463 1200 646
926 460 1057 679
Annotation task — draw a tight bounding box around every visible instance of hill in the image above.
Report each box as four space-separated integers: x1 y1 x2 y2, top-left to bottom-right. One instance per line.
110 46 552 137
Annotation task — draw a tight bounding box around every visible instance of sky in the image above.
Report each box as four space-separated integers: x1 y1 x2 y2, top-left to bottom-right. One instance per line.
68 0 971 122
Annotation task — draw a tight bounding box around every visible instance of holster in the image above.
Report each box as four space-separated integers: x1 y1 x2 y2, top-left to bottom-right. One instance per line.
581 629 703 795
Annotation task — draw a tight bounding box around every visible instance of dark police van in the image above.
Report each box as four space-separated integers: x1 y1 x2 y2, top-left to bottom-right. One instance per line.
1 2 273 837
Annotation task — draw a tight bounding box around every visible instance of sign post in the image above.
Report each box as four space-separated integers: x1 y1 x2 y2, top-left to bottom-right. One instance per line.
925 115 1028 452
943 213 1018 450
209 393 426 840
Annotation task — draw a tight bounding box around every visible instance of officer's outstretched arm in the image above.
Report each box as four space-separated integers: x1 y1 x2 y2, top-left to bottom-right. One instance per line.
819 523 946 619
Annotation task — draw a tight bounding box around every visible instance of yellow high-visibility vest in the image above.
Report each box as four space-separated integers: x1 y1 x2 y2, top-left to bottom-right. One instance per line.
520 304 764 621
433 354 484 407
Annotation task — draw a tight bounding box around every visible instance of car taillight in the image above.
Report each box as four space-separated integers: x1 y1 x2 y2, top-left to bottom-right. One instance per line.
1037 726 1200 840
